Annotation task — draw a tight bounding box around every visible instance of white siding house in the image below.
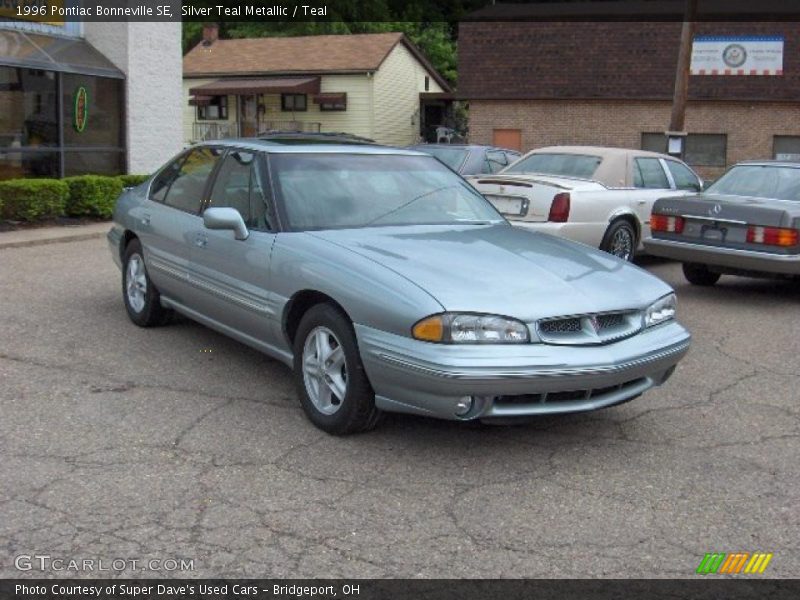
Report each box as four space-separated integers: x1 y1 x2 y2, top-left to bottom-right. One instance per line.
182 30 451 146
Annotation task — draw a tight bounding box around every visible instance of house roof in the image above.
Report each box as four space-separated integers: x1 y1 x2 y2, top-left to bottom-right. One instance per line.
458 21 800 102
183 32 451 92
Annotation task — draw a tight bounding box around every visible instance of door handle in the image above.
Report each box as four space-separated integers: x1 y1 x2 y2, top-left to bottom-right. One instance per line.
637 200 647 205
195 233 208 248
141 213 151 226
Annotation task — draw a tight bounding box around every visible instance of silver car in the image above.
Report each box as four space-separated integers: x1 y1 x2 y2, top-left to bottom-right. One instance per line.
108 141 691 434
645 161 800 285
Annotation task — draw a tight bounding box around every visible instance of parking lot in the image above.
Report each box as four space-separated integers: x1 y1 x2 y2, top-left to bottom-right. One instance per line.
1 237 798 578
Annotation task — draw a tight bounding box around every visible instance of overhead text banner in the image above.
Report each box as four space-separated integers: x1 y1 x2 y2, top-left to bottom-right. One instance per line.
1 0 800 23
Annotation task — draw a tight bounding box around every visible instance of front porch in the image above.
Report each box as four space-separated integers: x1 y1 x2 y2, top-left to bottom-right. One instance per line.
188 76 331 142
191 119 321 142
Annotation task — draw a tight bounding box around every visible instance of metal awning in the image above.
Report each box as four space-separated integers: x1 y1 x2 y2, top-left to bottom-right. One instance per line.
0 30 124 79
312 92 347 104
188 77 321 96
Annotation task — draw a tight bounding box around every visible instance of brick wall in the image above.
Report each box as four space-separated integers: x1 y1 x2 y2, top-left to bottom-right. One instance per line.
467 99 800 179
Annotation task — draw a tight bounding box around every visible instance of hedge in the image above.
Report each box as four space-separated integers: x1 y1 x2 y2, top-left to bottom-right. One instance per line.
63 175 124 219
117 174 151 188
0 179 69 221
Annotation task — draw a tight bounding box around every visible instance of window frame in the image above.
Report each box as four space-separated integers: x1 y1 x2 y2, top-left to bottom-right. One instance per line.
640 132 727 167
633 156 671 190
196 96 228 121
773 135 800 161
150 146 223 215
662 158 702 192
200 148 280 232
281 94 307 112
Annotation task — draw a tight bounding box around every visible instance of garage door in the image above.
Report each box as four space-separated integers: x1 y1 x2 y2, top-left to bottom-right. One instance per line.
492 129 522 151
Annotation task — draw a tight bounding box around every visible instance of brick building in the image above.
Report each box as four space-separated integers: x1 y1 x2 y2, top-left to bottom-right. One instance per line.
458 19 800 178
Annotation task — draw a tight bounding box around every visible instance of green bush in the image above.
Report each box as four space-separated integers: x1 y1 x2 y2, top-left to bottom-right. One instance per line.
117 174 151 188
0 179 69 221
63 175 124 218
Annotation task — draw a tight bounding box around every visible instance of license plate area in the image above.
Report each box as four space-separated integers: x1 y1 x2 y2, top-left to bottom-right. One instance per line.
702 225 726 242
485 195 528 217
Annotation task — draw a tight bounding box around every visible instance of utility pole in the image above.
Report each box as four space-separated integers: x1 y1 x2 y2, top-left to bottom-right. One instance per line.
667 0 698 158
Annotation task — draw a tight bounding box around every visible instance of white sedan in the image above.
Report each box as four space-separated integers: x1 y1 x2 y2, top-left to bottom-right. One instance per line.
470 146 703 260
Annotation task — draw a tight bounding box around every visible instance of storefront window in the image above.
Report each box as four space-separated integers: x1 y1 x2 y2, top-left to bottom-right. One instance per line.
0 65 125 179
62 73 123 148
64 150 124 177
0 66 59 148
0 150 60 179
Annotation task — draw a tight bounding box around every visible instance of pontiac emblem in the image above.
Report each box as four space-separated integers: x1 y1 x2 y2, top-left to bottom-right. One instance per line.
588 315 600 333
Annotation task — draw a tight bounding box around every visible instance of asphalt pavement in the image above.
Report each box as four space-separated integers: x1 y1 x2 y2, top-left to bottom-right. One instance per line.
0 237 797 578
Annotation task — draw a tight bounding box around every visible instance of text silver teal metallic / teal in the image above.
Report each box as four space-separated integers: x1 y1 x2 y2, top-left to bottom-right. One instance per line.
108 140 690 433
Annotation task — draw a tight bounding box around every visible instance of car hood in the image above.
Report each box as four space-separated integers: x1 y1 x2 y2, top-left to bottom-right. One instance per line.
308 224 672 320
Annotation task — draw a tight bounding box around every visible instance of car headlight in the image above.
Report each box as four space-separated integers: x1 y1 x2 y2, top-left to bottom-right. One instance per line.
644 293 676 328
412 313 530 344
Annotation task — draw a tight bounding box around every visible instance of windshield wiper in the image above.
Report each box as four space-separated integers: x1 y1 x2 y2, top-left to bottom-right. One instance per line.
365 185 461 226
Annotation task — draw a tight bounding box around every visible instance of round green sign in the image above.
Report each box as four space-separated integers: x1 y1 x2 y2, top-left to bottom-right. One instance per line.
73 86 89 133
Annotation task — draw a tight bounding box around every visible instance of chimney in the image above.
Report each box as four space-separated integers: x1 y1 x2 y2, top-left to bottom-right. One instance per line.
202 23 219 45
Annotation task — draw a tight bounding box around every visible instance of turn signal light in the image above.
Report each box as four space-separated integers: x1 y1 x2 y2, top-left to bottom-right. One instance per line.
651 214 685 234
548 193 571 222
746 226 798 247
412 316 444 342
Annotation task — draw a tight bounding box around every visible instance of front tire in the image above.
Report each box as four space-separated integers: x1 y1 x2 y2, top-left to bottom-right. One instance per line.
122 238 171 327
600 219 637 261
293 304 381 435
682 262 721 286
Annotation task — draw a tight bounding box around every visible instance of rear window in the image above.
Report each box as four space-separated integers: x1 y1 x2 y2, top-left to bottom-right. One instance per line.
706 165 800 201
505 153 602 179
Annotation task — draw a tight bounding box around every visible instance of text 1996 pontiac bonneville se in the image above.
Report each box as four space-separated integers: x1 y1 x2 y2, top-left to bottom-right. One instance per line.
108 141 691 434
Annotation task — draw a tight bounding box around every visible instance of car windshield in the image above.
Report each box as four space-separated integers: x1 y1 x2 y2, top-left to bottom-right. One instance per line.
270 153 505 231
504 153 602 178
705 165 800 201
415 147 469 171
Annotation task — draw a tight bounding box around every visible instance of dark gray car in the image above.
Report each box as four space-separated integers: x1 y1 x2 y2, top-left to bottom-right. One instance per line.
645 161 800 285
108 141 690 434
408 144 521 176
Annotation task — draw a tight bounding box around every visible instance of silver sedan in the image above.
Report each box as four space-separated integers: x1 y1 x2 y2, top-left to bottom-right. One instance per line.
108 142 691 434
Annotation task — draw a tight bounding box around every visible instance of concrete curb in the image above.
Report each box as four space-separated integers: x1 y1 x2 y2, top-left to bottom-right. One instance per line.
0 224 109 250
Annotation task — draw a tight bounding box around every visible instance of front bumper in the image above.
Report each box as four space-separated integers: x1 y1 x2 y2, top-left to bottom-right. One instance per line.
356 321 691 420
644 237 800 276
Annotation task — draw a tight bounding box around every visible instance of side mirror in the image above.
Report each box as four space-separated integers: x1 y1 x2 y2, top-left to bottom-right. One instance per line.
203 207 249 240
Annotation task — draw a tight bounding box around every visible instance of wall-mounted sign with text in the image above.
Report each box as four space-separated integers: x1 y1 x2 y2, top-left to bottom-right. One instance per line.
691 36 784 76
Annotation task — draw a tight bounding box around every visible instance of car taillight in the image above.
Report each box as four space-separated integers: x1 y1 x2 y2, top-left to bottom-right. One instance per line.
746 226 799 247
651 214 685 234
548 193 570 222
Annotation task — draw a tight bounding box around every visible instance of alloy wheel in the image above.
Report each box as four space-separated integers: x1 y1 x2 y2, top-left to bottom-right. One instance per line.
610 228 634 261
302 326 348 415
126 254 147 313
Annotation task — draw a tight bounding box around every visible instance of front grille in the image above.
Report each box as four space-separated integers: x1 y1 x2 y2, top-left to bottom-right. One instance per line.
540 317 582 334
494 378 646 406
537 311 642 345
597 313 624 330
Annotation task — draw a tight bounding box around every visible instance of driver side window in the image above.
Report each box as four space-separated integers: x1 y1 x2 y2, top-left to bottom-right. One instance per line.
151 147 222 213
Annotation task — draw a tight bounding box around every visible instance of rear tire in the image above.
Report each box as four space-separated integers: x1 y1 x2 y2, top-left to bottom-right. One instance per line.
682 262 721 286
293 304 382 435
122 238 172 327
600 219 637 261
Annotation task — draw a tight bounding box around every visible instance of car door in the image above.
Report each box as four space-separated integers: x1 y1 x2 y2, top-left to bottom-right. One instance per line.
191 149 279 344
137 146 222 305
631 156 677 238
662 158 703 194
